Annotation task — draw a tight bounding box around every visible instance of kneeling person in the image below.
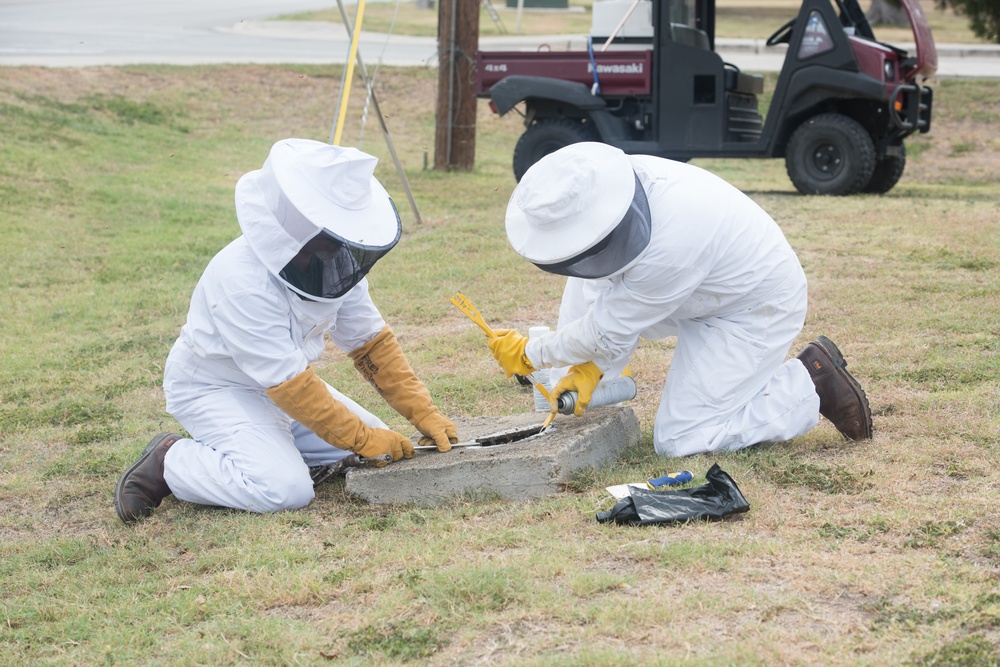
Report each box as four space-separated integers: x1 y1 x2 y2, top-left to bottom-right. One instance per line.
115 139 457 523
489 143 872 457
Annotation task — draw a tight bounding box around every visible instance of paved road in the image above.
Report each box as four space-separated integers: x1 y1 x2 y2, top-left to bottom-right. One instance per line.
1 0 997 76
0 0 440 67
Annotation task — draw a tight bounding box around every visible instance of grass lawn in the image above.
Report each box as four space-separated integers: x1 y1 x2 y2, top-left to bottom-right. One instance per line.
0 63 998 665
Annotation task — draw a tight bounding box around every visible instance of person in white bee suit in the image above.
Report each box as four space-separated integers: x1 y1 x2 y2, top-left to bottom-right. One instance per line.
114 139 457 523
489 142 872 457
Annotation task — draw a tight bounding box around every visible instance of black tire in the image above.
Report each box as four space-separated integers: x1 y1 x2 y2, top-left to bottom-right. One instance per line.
862 144 906 194
512 118 600 182
785 113 876 196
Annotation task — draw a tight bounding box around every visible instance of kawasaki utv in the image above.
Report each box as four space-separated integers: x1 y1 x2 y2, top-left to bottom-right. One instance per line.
475 0 937 195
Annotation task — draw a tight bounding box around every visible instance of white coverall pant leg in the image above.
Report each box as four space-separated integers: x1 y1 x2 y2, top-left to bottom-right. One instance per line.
654 280 819 457
161 376 387 513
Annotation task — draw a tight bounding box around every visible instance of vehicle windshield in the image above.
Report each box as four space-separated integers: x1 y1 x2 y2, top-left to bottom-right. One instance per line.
669 0 698 28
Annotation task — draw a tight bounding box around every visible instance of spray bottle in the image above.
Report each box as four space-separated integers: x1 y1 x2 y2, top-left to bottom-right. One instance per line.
528 326 552 412
556 376 637 415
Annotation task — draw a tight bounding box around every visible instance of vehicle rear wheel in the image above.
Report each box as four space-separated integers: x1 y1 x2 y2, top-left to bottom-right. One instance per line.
512 118 600 182
862 144 906 194
785 113 876 196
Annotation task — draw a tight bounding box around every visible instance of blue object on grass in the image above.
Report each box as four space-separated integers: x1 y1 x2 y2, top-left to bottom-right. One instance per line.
646 470 693 490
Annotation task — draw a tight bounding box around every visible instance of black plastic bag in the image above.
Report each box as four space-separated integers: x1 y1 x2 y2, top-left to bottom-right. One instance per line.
596 463 750 525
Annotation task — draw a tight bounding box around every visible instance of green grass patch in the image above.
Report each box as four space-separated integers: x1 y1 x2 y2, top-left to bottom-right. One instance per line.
904 520 970 549
769 461 874 494
341 621 447 660
909 634 1000 667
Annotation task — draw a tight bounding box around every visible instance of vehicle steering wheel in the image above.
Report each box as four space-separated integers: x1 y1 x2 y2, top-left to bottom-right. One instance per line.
766 18 796 46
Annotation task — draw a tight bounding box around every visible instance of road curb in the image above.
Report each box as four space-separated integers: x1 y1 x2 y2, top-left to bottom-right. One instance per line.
230 22 1000 59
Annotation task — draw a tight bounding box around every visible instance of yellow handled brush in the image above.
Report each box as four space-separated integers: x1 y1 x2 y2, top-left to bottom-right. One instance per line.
450 292 556 429
449 291 500 340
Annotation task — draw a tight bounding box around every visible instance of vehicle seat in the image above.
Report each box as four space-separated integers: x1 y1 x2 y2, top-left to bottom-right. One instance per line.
671 23 711 50
724 63 765 95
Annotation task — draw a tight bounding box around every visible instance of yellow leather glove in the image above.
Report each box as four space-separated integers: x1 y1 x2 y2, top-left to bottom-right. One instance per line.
412 411 458 452
349 326 458 452
487 329 536 378
266 366 414 466
357 428 416 464
550 361 605 416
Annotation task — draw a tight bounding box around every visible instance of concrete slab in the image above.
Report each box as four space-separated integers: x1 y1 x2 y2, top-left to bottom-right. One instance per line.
344 406 641 506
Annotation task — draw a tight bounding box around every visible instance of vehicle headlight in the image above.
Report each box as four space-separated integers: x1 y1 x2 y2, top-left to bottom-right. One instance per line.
884 60 895 81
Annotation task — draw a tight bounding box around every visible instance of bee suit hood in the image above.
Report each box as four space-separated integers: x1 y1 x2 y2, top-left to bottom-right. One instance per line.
235 138 401 303
505 142 651 279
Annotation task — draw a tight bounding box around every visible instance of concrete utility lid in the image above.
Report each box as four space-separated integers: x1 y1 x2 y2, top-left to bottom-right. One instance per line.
345 406 641 506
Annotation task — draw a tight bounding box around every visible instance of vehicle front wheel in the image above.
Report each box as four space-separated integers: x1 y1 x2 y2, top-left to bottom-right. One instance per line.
785 113 876 195
512 118 600 182
862 144 906 194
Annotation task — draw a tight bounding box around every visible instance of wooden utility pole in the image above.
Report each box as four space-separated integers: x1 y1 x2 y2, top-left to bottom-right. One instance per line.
435 0 480 170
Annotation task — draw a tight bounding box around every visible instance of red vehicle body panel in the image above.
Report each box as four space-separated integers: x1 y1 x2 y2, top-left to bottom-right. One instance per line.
475 50 653 97
849 37 900 95
900 0 938 78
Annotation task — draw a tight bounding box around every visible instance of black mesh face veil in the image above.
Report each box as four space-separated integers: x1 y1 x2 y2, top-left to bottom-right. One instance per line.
532 173 651 279
279 200 401 300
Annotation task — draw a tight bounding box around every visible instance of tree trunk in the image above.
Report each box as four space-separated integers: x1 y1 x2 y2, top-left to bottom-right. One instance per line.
867 0 909 26
435 0 480 171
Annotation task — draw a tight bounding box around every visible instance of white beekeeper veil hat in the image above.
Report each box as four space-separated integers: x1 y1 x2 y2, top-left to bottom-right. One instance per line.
505 142 651 279
236 138 401 301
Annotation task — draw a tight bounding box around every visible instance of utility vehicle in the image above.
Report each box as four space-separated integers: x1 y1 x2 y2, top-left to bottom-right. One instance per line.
475 0 937 195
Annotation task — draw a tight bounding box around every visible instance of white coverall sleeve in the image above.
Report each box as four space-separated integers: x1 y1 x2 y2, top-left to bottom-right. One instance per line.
210 288 311 388
527 262 708 371
327 278 387 353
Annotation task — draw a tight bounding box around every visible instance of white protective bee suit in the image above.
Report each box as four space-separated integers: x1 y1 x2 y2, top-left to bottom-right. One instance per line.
157 140 454 513
505 143 822 457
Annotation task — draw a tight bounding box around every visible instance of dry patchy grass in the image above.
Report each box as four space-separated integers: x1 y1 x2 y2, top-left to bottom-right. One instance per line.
0 64 997 666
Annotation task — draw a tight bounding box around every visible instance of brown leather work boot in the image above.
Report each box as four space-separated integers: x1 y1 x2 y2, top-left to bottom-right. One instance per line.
797 336 873 441
114 432 181 524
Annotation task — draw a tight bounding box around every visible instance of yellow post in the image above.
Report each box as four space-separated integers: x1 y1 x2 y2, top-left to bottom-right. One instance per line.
332 0 367 146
